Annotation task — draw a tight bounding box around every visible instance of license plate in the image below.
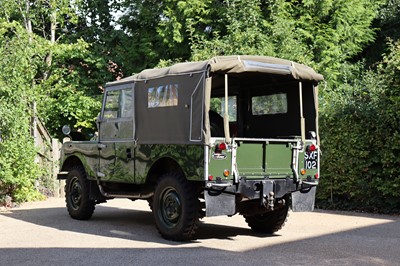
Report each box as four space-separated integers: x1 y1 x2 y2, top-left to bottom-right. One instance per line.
304 151 318 169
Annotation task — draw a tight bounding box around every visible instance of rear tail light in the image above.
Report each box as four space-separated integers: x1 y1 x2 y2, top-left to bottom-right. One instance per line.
215 142 227 153
218 142 227 151
306 144 317 153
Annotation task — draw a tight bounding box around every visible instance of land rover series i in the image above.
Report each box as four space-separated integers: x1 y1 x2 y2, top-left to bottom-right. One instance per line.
58 55 323 241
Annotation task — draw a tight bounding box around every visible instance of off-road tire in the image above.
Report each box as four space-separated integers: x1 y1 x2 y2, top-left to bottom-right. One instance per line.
65 166 95 220
244 203 289 234
153 173 199 241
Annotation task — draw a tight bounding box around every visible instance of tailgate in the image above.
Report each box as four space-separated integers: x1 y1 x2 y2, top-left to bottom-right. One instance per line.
235 139 297 178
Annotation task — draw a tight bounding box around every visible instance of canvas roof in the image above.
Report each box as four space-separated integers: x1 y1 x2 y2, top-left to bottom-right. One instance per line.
106 55 323 87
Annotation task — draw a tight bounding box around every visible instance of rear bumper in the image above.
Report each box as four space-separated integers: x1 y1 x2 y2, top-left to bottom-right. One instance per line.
204 177 317 216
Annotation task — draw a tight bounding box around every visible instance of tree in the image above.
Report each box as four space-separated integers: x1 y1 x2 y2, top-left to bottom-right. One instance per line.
0 0 100 202
187 0 381 83
190 0 274 60
363 0 400 64
0 20 43 202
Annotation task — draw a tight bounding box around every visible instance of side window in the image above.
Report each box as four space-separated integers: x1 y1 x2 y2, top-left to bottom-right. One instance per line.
103 88 133 119
103 90 120 119
252 93 287 115
119 89 133 118
148 84 178 108
210 96 237 122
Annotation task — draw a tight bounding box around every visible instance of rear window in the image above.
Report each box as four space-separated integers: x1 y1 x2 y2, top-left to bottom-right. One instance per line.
252 93 287 115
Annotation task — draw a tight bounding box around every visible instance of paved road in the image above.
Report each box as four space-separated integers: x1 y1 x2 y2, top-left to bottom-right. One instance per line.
1 198 399 266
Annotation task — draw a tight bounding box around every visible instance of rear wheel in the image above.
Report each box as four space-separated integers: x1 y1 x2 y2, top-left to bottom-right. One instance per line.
65 166 95 220
153 173 199 241
244 203 289 234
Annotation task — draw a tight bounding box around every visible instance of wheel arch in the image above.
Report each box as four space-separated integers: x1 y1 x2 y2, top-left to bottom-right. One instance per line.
60 155 96 180
146 157 185 186
61 155 84 172
61 155 104 202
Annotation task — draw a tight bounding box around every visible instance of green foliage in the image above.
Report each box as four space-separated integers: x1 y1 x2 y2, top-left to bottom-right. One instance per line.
36 39 102 137
0 0 103 138
318 40 400 212
185 0 380 83
0 0 101 202
38 70 102 138
0 21 44 203
190 0 274 60
157 0 220 59
378 0 400 41
71 0 193 77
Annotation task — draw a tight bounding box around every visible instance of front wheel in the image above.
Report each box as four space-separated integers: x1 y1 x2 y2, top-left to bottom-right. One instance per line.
65 166 95 220
244 203 289 234
153 173 199 241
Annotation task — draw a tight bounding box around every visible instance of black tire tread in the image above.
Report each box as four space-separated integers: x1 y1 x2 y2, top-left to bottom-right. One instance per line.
153 172 199 241
65 166 95 220
244 203 289 234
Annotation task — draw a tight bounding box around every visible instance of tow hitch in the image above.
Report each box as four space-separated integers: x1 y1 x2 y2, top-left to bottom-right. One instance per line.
261 180 275 210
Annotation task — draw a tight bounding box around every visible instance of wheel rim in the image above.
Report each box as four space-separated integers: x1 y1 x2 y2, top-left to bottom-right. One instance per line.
158 187 182 228
68 176 82 210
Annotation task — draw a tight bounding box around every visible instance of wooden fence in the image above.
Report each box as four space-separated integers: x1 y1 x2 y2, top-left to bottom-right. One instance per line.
32 114 63 198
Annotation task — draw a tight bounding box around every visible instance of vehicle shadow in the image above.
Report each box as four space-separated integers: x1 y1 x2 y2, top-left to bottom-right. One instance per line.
0 200 269 244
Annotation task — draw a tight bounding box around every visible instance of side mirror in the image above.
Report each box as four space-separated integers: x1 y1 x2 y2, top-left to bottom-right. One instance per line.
62 125 72 143
62 125 71 136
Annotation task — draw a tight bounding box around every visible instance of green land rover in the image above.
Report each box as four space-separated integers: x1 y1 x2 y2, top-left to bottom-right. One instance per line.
58 55 323 241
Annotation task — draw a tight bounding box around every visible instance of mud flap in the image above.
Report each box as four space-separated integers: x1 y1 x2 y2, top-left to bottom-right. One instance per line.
291 186 316 212
205 190 236 217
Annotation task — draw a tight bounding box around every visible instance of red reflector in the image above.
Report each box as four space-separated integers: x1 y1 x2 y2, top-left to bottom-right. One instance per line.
208 175 214 181
307 144 317 153
315 173 319 179
218 143 227 151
